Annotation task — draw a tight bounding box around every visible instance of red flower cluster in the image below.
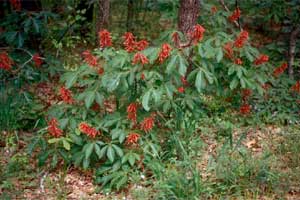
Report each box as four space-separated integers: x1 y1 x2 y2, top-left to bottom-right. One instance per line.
229 8 241 22
79 122 100 138
60 87 75 104
48 118 63 138
254 54 269 65
234 58 243 65
181 76 188 86
99 29 112 48
127 103 138 123
10 0 21 11
126 133 140 145
211 6 217 14
158 43 172 63
273 62 288 77
98 67 104 75
291 81 300 93
0 51 14 71
82 50 98 67
191 24 205 43
123 32 149 52
132 52 149 65
32 53 43 67
141 73 145 80
223 42 234 59
242 89 252 101
234 31 249 48
240 104 251 115
262 83 271 91
140 117 154 132
177 87 185 93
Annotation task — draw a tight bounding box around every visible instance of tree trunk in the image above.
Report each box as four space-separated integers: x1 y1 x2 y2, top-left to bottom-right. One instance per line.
96 0 110 33
178 0 200 35
288 25 300 79
126 0 134 32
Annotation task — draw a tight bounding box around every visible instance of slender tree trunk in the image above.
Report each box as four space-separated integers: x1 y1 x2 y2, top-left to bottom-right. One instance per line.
288 25 300 79
178 0 200 35
126 0 134 32
96 0 110 33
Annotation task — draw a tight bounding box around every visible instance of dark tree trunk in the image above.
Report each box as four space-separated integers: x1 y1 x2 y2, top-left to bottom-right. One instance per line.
96 0 110 33
288 25 300 79
178 0 200 35
126 0 134 32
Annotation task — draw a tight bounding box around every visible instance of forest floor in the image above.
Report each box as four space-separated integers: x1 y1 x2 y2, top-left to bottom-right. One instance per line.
1 124 300 200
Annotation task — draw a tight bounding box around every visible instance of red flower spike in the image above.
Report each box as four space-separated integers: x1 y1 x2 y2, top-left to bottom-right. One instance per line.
240 104 251 115
126 133 140 145
223 42 234 59
234 31 249 48
235 58 243 65
10 0 21 11
98 67 104 75
140 117 154 132
48 118 63 138
211 6 217 14
158 43 172 63
82 50 98 67
241 89 252 101
99 29 112 48
123 32 136 52
32 53 43 67
79 122 100 138
135 40 149 51
254 54 269 65
291 81 300 93
127 103 138 123
191 24 205 44
141 73 145 80
178 87 185 93
132 52 149 65
59 87 75 104
0 51 14 71
273 62 288 77
229 8 241 22
180 76 188 86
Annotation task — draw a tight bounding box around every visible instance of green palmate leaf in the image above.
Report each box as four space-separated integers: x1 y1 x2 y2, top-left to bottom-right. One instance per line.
96 145 107 159
112 144 124 157
230 78 239 90
107 146 115 162
95 92 104 105
142 89 152 111
48 138 60 144
128 154 136 166
84 91 95 108
116 176 128 190
195 70 205 92
166 55 178 74
85 143 94 159
65 72 78 88
69 133 83 145
83 158 90 169
62 139 71 150
216 48 223 63
178 55 187 76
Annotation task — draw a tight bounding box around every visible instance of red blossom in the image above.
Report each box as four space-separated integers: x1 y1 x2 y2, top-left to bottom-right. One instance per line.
132 52 149 65
135 40 149 51
123 32 136 52
177 87 185 93
229 8 241 22
32 53 43 67
82 50 98 67
273 62 288 77
180 76 188 86
98 67 104 75
126 133 140 145
211 6 218 14
158 43 172 63
191 24 205 43
262 83 271 91
141 73 145 80
240 104 251 115
234 31 249 48
254 54 269 65
79 122 100 138
241 89 252 101
127 103 138 123
235 58 243 65
223 42 234 59
140 117 154 132
0 51 14 71
99 29 112 48
59 87 75 104
48 118 63 138
10 0 21 11
291 81 300 93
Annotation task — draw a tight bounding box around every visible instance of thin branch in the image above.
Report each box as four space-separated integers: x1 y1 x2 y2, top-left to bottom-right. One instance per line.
219 0 242 31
